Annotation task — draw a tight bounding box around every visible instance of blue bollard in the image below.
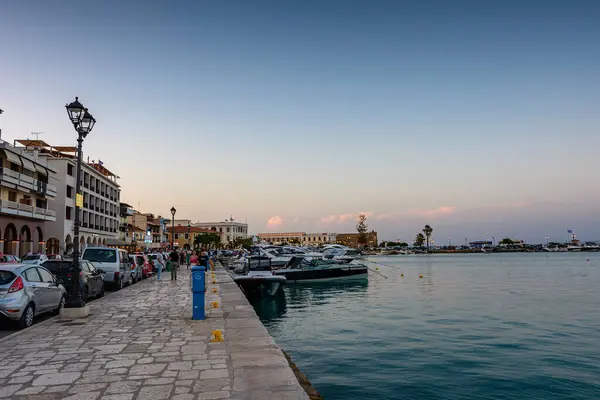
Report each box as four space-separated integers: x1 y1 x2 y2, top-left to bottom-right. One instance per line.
191 265 206 320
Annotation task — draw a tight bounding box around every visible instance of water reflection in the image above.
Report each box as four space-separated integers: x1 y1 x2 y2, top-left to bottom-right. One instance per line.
252 280 369 321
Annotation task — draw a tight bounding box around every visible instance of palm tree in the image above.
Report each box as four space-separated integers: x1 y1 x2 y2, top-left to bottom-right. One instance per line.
423 225 433 249
414 233 425 247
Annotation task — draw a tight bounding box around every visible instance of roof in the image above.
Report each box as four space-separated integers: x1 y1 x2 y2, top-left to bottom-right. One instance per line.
167 226 221 235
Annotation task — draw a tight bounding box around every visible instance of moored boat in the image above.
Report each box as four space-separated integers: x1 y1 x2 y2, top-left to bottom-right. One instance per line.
233 263 286 299
274 257 368 283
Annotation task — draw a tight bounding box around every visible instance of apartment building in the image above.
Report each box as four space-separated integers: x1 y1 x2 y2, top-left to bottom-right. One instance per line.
192 218 248 245
257 232 305 245
0 140 57 256
18 140 121 255
336 231 378 248
302 232 338 246
166 226 221 249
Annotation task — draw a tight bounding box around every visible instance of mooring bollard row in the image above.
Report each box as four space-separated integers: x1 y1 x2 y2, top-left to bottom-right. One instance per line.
191 265 206 320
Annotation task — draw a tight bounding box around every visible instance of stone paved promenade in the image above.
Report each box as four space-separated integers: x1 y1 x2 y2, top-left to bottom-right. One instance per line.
0 265 309 400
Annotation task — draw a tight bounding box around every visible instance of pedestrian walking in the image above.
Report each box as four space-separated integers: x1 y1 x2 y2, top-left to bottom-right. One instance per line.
186 250 191 270
169 249 179 280
156 251 165 281
190 250 199 265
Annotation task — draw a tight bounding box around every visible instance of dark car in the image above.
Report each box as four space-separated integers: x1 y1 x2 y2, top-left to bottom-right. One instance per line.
43 260 105 302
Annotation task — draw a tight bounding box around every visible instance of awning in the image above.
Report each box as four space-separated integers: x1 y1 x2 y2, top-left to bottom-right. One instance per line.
2 150 22 166
34 164 47 175
20 156 36 173
105 238 132 246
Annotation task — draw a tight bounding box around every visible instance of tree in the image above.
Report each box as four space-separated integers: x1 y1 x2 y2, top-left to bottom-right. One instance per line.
423 225 433 249
194 233 221 250
414 233 425 247
500 238 514 245
232 237 253 250
356 213 369 247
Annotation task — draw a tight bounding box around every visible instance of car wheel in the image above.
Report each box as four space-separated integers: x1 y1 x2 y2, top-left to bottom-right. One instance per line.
82 286 89 302
128 275 133 286
19 304 35 329
97 283 105 298
54 295 66 315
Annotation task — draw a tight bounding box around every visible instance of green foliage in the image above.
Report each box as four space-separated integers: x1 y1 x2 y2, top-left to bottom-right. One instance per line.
422 224 433 248
414 233 425 246
231 237 253 250
356 213 368 247
194 233 221 249
500 238 514 245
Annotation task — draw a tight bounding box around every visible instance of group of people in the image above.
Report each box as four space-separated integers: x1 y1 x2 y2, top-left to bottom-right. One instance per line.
145 249 213 281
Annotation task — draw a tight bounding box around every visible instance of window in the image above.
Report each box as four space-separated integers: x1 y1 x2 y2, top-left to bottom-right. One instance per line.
219 228 222 232
175 234 179 239
66 185 73 198
67 164 74 176
184 233 189 239
8 191 17 202
83 249 116 263
23 268 42 282
37 268 55 283
66 206 72 220
227 228 230 233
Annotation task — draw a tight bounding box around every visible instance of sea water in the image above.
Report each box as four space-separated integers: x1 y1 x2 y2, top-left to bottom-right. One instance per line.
252 253 600 400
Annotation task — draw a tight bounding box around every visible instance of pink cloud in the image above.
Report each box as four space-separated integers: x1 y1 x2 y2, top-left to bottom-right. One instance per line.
320 212 372 225
267 216 283 228
408 206 456 217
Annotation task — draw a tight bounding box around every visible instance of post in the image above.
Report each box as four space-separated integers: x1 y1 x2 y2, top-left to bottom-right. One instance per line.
68 133 84 308
191 265 206 320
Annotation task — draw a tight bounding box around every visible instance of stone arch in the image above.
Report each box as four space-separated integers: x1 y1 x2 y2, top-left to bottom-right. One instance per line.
102 238 106 245
87 237 92 245
3 223 18 255
19 225 31 243
46 238 60 255
64 234 73 256
211 227 217 232
35 226 43 242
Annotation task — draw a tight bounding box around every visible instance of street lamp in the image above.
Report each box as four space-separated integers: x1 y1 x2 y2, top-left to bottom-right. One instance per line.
170 206 176 249
65 97 96 309
187 221 191 250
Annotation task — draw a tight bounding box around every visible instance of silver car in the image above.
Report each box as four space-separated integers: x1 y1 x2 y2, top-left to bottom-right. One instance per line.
0 264 67 329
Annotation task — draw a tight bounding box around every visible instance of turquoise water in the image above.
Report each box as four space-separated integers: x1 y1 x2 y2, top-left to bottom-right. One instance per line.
252 253 600 400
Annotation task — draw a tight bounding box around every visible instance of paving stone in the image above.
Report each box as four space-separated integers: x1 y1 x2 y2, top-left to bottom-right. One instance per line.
170 395 195 400
9 374 34 384
198 391 230 400
145 377 175 385
129 364 166 376
106 380 142 394
69 383 109 393
178 371 199 380
62 392 102 400
108 368 129 375
44 385 71 393
100 395 134 400
106 360 136 369
32 372 82 386
137 357 154 364
168 362 193 371
200 369 229 380
174 386 191 394
136 384 173 400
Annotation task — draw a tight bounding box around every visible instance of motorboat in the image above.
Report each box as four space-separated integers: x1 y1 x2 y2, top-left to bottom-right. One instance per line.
274 256 368 283
321 244 361 263
253 247 324 268
233 262 286 299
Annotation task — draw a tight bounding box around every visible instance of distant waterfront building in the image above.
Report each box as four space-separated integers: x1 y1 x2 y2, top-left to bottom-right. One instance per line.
167 226 222 249
336 231 378 248
193 218 248 245
302 232 337 246
257 232 305 245
468 240 492 248
0 140 57 256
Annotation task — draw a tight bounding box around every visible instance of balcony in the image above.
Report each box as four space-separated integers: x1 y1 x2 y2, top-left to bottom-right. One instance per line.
0 168 57 198
0 200 56 221
82 222 88 228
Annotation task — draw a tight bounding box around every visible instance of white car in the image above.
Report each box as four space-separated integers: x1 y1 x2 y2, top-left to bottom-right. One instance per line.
21 254 49 266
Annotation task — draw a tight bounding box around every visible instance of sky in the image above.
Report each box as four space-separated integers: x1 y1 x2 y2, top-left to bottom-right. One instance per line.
1 1 599 243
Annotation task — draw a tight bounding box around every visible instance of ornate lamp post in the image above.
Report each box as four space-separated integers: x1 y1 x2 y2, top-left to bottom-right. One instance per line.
170 206 176 249
187 221 191 250
65 97 96 309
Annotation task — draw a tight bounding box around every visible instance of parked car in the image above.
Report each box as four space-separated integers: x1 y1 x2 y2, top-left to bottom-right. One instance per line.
128 255 143 283
0 254 19 264
43 260 105 302
0 264 67 329
46 254 63 261
21 254 49 266
82 247 132 290
133 253 154 278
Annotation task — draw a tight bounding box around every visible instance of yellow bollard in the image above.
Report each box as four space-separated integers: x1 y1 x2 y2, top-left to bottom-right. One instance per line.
211 329 224 342
212 287 218 294
419 274 423 279
212 279 217 284
211 301 219 308
400 273 404 277
376 267 379 271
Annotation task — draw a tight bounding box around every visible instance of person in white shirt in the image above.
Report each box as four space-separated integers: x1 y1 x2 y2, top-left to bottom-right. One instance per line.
156 251 166 281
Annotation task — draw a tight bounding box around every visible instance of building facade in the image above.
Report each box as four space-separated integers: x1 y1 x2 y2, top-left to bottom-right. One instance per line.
257 232 305 245
192 218 248 245
302 232 337 247
166 226 221 249
336 231 378 248
30 141 120 255
0 140 57 256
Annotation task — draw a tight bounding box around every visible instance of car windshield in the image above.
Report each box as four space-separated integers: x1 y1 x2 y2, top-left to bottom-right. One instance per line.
83 249 116 263
135 256 145 266
0 270 16 285
23 255 41 260
0 256 12 263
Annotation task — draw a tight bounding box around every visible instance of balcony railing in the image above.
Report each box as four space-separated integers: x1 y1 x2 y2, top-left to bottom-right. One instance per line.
0 199 56 221
0 168 57 197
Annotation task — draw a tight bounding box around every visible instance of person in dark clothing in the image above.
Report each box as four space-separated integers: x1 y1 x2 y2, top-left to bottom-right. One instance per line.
198 251 210 269
169 250 179 280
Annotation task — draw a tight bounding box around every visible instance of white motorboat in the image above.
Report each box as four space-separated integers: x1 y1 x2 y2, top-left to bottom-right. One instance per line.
274 256 368 283
321 244 361 263
233 263 286 298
